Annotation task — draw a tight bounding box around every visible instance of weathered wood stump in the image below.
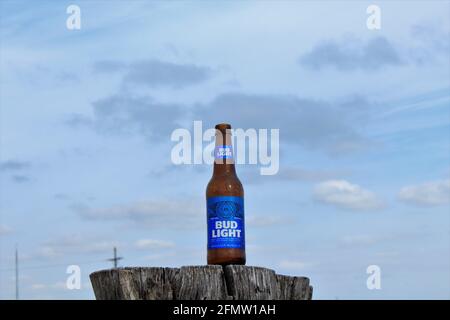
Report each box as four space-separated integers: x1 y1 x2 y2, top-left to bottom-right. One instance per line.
90 266 313 300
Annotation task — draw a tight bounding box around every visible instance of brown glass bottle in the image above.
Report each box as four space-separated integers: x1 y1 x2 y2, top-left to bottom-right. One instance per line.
206 123 246 265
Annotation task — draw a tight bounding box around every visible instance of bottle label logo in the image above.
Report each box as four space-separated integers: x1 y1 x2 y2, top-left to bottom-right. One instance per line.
214 145 233 159
207 196 245 249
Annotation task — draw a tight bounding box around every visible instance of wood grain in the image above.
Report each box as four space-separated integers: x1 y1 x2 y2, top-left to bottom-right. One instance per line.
90 266 312 300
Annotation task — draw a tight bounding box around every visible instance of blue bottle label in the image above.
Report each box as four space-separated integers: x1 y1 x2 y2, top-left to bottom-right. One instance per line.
207 196 245 249
214 145 233 159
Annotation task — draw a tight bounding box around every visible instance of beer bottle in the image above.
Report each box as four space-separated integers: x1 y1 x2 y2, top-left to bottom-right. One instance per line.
206 123 246 265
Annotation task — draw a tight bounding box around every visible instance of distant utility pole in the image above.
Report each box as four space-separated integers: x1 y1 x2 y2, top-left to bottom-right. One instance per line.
15 245 19 300
107 247 123 268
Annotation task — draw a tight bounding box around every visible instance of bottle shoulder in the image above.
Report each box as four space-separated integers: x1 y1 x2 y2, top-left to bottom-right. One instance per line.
206 174 244 197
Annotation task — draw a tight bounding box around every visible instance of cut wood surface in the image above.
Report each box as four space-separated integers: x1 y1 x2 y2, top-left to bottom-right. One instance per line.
90 266 313 300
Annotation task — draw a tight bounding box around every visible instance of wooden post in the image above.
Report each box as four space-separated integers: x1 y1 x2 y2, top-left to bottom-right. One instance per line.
90 266 313 300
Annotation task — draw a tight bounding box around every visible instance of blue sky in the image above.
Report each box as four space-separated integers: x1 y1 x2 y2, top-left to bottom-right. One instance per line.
0 0 449 299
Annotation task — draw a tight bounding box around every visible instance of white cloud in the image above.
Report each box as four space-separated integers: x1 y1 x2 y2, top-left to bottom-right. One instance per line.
32 234 122 260
340 235 379 246
279 260 311 270
340 231 428 247
314 180 384 211
35 246 60 259
31 283 47 290
9 274 31 282
51 282 68 290
30 282 69 291
0 224 12 236
398 179 450 206
135 239 175 250
141 252 177 261
74 199 202 229
241 166 348 185
246 216 291 227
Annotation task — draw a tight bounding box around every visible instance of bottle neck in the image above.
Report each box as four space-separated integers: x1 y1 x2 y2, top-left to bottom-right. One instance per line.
213 161 236 175
213 130 236 176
